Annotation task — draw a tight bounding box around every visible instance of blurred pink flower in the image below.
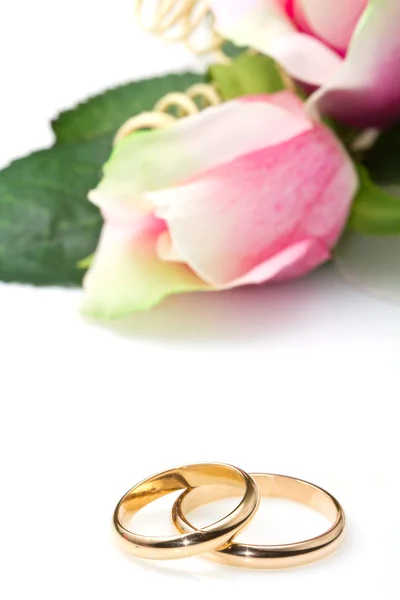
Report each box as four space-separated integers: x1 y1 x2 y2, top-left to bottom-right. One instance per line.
83 92 357 317
210 0 400 127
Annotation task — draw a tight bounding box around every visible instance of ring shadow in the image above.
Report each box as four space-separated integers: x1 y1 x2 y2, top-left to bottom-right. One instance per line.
119 525 353 582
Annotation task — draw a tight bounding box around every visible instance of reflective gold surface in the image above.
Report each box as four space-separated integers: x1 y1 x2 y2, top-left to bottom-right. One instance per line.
172 473 346 569
113 463 259 560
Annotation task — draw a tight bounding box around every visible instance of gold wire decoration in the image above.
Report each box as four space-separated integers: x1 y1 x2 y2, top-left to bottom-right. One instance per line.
114 83 222 144
135 0 224 55
116 1 297 144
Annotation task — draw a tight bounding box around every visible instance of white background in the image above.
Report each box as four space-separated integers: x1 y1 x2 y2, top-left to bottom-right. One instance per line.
0 1 399 598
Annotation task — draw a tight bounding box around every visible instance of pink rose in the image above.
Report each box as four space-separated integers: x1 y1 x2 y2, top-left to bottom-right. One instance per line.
83 92 357 318
210 0 400 127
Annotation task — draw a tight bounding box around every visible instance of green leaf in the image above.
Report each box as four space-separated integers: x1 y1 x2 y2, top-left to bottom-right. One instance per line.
363 123 400 197
209 53 285 101
77 254 94 270
53 72 205 144
221 41 247 60
347 123 400 235
0 138 109 286
348 165 400 235
0 71 206 286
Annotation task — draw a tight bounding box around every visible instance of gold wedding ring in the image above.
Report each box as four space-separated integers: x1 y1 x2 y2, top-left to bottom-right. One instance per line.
172 473 346 569
113 464 345 568
113 463 259 560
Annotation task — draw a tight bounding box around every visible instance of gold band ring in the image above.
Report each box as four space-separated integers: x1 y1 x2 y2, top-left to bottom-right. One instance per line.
113 463 259 560
172 473 346 569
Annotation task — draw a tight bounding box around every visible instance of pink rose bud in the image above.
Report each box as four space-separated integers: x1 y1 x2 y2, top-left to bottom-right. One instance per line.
210 0 400 127
83 92 357 318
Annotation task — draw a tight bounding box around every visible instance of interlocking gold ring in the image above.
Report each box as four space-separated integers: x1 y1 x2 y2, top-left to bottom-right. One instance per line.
172 473 346 568
113 463 259 560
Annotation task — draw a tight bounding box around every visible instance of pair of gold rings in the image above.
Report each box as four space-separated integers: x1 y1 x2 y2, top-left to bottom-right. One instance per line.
113 463 345 569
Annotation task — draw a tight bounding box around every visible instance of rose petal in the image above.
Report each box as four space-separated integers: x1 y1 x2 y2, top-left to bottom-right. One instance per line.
82 216 208 318
249 90 308 120
89 98 312 220
228 238 330 286
151 124 357 286
294 0 367 55
335 231 400 302
210 0 342 86
310 0 400 127
156 231 184 263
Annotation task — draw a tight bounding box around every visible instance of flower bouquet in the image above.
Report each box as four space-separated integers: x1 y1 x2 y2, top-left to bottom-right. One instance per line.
1 0 399 318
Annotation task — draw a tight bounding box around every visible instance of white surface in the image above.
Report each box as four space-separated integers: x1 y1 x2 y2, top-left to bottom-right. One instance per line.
0 2 399 599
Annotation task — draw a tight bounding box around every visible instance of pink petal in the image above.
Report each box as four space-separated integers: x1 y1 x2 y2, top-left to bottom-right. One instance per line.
82 216 208 317
211 0 290 27
89 97 312 221
210 0 342 86
294 0 367 55
152 124 358 286
228 238 330 287
156 231 184 263
310 0 400 127
244 90 309 121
